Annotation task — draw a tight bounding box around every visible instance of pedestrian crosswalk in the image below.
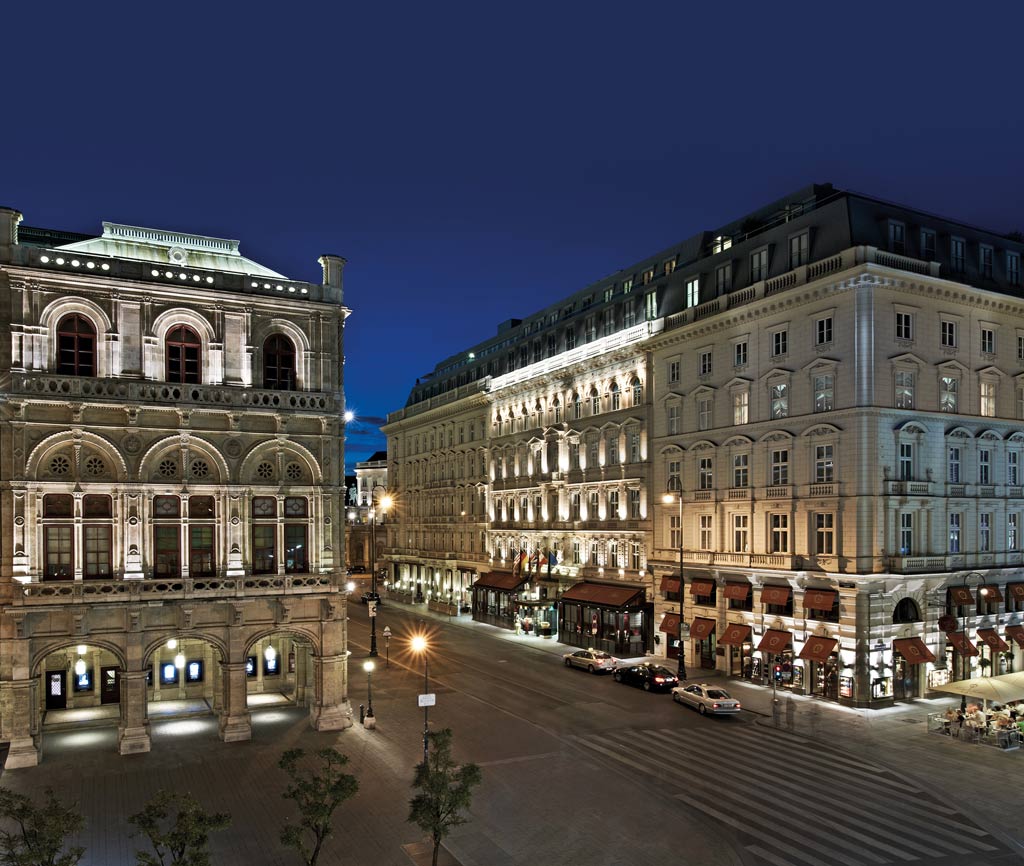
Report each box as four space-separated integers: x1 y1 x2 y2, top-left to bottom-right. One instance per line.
570 722 1005 866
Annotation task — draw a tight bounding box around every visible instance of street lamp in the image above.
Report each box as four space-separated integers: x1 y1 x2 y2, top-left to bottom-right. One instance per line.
958 571 990 713
363 659 375 722
662 493 687 681
368 486 393 657
411 634 430 763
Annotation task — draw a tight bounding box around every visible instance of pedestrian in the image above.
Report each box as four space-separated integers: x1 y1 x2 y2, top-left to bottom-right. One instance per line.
785 695 796 729
514 616 521 636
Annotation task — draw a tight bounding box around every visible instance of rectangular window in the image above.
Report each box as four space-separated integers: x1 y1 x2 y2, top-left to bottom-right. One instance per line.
699 514 713 550
899 513 913 555
816 316 833 346
733 454 749 488
948 447 962 483
699 350 712 376
899 443 913 481
770 514 789 553
44 525 73 580
698 457 713 490
685 277 700 309
641 267 654 285
572 541 581 564
815 513 835 555
83 526 112 579
664 257 677 275
188 525 215 577
940 376 959 412
920 229 936 260
608 489 619 517
607 434 619 465
284 524 308 573
1010 514 1019 551
981 327 995 354
895 370 915 409
771 329 788 357
733 391 748 425
622 277 633 293
668 360 680 384
815 445 834 483
814 374 834 412
629 488 640 519
698 397 712 431
896 311 914 341
629 431 640 463
750 248 768 282
571 492 581 521
645 291 657 321
950 237 966 272
979 513 991 552
979 449 991 484
1009 252 1022 286
669 514 680 550
980 245 994 279
980 381 996 417
252 524 276 574
789 232 809 269
771 449 789 486
733 514 749 552
667 460 681 492
715 263 731 293
734 341 748 368
667 404 680 435
769 383 788 419
949 513 961 553
565 327 575 351
888 221 905 254
941 320 958 348
154 526 180 578
1009 451 1020 486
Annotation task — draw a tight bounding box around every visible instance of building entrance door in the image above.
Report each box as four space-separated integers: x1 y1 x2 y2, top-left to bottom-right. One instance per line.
45 670 66 710
100 666 120 704
893 654 918 701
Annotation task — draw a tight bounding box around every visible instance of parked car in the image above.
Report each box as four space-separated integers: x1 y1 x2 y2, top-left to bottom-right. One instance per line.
671 683 742 715
563 649 617 674
613 663 678 692
360 592 382 606
347 566 367 574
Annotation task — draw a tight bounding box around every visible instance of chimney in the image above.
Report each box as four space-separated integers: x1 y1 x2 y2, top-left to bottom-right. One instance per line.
0 207 23 263
318 254 346 301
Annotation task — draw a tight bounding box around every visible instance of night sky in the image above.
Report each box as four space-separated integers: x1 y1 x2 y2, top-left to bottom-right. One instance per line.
4 2 1022 470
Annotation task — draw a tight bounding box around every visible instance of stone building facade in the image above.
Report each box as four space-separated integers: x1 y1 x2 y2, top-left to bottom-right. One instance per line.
0 209 352 766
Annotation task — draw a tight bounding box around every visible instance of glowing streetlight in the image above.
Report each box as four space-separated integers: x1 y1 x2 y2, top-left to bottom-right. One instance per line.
363 659 375 723
411 635 430 762
662 492 688 681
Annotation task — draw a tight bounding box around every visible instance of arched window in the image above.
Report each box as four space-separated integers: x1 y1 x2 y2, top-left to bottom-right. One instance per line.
610 382 621 411
892 597 921 624
165 326 201 384
590 387 601 415
631 377 642 406
263 334 296 390
56 314 96 376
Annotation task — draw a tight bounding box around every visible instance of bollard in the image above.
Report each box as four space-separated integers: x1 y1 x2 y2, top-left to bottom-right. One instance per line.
359 704 365 724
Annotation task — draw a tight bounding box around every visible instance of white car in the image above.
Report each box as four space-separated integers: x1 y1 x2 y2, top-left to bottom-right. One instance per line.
563 649 618 674
671 683 742 715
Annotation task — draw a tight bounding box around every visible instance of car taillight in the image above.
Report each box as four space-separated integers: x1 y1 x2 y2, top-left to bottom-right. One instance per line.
654 677 665 683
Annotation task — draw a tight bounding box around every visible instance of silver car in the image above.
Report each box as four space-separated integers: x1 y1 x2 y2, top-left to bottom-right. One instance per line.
563 649 617 674
671 683 742 715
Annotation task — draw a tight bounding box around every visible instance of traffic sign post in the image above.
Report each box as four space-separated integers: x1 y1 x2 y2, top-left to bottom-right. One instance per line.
383 626 392 667
368 601 377 618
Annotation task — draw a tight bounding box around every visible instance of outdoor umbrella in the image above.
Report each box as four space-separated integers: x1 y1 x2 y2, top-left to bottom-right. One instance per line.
933 671 1024 708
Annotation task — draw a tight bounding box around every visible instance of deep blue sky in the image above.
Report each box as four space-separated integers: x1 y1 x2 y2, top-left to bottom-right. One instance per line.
3 2 1022 471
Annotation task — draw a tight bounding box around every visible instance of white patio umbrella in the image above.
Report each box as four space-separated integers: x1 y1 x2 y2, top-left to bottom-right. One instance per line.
933 671 1024 708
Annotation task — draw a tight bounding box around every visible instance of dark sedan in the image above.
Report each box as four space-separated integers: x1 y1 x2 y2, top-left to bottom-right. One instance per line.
612 663 679 692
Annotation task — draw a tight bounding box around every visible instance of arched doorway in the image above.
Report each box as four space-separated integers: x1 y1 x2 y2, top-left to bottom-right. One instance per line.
243 631 317 712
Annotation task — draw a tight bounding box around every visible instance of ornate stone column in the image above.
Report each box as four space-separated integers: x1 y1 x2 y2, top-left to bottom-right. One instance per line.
118 670 151 755
308 652 352 731
217 662 251 742
3 678 39 768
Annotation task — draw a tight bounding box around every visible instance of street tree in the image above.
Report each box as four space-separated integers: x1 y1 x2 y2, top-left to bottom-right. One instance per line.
128 790 230 866
278 747 358 866
0 786 85 866
408 729 482 866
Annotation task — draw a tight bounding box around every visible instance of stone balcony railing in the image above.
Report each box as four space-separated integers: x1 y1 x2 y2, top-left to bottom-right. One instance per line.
12 574 337 607
10 373 334 413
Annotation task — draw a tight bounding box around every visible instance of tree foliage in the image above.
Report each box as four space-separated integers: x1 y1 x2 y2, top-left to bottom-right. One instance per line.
128 790 230 866
0 786 85 866
408 729 482 866
278 748 359 866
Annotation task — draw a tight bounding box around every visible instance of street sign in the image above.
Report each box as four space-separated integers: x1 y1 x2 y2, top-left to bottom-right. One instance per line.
418 693 436 707
679 623 691 639
368 601 377 618
382 626 392 638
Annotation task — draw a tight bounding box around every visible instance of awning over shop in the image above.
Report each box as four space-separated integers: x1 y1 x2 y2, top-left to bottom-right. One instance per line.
473 571 528 592
977 628 1010 652
659 576 681 595
1005 625 1024 648
946 632 980 656
802 589 837 611
689 579 715 597
760 585 791 606
981 586 1003 602
1009 584 1024 602
560 582 644 607
892 637 936 664
799 636 838 663
660 613 680 634
757 629 792 653
723 582 750 600
718 623 752 646
689 618 716 640
948 586 974 605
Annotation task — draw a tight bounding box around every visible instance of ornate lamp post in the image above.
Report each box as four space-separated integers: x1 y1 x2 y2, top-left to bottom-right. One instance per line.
958 571 990 713
363 659 375 725
662 493 688 681
411 634 430 763
368 486 392 657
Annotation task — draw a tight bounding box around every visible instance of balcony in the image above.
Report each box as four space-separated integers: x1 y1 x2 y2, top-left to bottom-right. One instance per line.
726 487 751 501
765 485 792 499
885 481 932 496
805 483 837 497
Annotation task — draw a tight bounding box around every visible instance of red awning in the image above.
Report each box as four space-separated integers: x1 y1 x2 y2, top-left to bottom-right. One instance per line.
659 576 681 595
689 618 716 641
757 629 792 653
723 582 751 600
945 632 979 656
802 589 837 611
689 579 715 597
1005 625 1024 648
474 571 528 592
660 613 681 634
893 637 936 664
948 586 974 605
760 585 791 606
981 586 1003 603
1009 584 1024 602
718 623 752 646
560 582 644 608
799 636 838 663
977 628 1010 652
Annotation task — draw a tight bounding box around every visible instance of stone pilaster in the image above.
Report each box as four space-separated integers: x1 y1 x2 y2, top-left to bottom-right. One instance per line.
217 662 251 742
117 671 151 755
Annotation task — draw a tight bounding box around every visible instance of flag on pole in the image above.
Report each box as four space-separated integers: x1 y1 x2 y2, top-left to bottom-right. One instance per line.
511 549 520 573
547 549 557 575
529 550 540 573
518 549 528 572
